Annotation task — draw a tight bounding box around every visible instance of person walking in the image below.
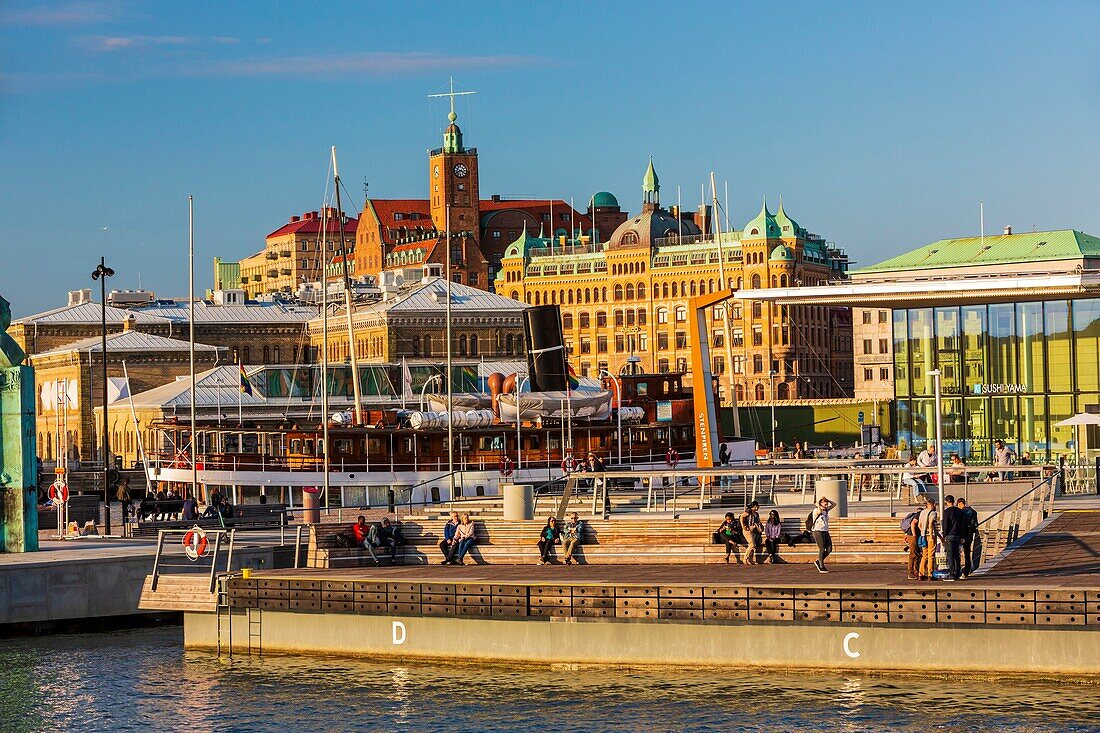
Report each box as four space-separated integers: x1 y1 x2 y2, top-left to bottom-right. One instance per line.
903 507 922 580
537 516 560 565
917 498 940 581
739 502 762 564
810 497 836 573
993 440 1015 482
941 495 964 581
957 497 979 577
115 478 133 527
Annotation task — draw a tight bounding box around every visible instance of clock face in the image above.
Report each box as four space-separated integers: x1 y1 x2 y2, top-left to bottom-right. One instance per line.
433 165 440 179
453 163 468 178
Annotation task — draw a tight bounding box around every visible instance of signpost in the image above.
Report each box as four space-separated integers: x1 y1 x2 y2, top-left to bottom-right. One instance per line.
49 478 68 537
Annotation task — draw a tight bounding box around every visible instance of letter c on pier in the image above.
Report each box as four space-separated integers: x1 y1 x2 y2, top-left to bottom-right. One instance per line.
392 621 407 645
843 632 860 659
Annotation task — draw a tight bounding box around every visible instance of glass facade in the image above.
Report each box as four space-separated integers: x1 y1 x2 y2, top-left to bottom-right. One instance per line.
894 298 1100 461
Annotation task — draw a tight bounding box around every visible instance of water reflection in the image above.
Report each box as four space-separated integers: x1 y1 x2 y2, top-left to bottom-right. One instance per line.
1 628 1098 733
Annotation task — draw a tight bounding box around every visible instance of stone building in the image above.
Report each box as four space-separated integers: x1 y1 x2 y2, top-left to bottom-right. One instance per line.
30 327 223 465
854 306 895 401
494 159 852 404
236 208 359 299
307 274 527 365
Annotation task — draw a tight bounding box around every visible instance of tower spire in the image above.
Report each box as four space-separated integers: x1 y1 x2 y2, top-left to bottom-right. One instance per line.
642 156 660 209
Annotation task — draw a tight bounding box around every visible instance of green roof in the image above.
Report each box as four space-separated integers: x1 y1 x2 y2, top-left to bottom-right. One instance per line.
592 191 619 208
770 244 794 261
858 230 1100 274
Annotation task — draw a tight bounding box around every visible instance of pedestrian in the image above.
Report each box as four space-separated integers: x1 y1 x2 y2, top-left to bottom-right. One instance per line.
810 497 837 573
917 498 940 581
181 492 199 521
763 510 784 563
588 452 609 518
916 441 938 483
957 497 979 577
116 478 133 525
793 441 805 460
941 495 964 581
993 440 1015 482
739 502 762 564
902 506 922 580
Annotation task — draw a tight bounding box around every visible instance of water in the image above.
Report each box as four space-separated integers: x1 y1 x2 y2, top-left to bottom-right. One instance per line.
1 627 1099 732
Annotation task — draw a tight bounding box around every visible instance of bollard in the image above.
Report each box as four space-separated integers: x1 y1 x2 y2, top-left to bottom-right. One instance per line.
502 483 534 520
815 476 848 517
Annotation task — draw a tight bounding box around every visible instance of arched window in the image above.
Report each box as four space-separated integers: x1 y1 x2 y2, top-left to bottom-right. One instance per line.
505 333 514 355
755 384 765 401
680 281 687 295
601 287 608 301
470 334 479 356
458 334 468 356
672 282 678 298
626 284 635 300
777 382 789 400
638 309 647 325
771 275 777 287
567 290 574 304
580 312 590 328
525 293 532 304
780 274 788 287
690 281 697 296
575 289 582 303
597 311 607 327
637 283 646 299
423 333 433 356
614 309 624 327
585 288 591 303
656 307 668 324
534 292 541 305
675 305 687 322
735 384 745 402
751 274 761 289
622 232 638 246
510 290 519 300
662 283 670 298
614 284 623 301
551 291 557 304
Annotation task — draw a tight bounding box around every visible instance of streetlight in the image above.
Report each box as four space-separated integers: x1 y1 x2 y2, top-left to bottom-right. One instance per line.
928 369 946 490
599 368 623 465
515 376 529 470
418 373 442 412
769 369 778 455
92 257 114 534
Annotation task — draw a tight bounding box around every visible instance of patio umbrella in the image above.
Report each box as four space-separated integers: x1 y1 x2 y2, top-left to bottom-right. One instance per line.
1055 413 1100 464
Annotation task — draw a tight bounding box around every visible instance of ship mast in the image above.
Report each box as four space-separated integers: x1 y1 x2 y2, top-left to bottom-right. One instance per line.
332 146 364 426
321 204 331 509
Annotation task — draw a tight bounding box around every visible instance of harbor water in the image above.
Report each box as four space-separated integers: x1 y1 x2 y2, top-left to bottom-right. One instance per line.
2 627 1099 732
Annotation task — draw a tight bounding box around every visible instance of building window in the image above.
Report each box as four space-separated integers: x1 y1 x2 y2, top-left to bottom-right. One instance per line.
675 331 687 349
657 307 668 324
864 368 874 381
614 310 624 327
675 305 687 322
273 346 280 363
657 332 669 350
879 310 889 323
597 336 608 353
733 355 744 374
880 367 890 380
732 329 743 347
713 330 724 347
563 313 573 329
755 383 765 400
615 335 625 352
579 312 590 328
597 312 607 328
752 326 762 346
638 309 647 325
580 338 591 354
879 338 888 354
753 355 763 373
752 302 762 319
863 339 873 354
862 310 872 324
658 359 669 373
713 356 725 374
676 357 687 372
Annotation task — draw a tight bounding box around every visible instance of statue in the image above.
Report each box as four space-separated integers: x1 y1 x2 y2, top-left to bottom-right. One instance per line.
0 295 38 552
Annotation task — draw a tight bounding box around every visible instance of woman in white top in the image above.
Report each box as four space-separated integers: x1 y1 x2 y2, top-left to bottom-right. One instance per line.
811 497 836 573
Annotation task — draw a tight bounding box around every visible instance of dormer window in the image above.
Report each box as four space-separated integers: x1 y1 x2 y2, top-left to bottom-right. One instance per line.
394 213 404 221
751 228 759 235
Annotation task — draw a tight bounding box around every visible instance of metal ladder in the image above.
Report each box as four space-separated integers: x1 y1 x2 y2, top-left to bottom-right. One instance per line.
215 576 233 658
247 607 262 656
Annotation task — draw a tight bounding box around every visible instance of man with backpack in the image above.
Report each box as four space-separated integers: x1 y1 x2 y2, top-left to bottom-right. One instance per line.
917 498 940 580
956 497 979 577
901 508 922 580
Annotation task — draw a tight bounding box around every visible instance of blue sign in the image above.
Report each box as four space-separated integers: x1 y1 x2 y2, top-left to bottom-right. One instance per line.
857 411 865 424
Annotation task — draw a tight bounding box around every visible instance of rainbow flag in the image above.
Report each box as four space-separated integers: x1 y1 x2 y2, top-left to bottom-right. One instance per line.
566 361 580 392
239 363 254 396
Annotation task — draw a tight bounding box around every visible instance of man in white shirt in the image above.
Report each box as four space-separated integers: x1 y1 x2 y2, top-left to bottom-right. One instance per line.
993 440 1015 481
810 496 837 573
915 441 938 483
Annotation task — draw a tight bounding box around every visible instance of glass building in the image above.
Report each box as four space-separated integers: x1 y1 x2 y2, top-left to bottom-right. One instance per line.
893 299 1100 461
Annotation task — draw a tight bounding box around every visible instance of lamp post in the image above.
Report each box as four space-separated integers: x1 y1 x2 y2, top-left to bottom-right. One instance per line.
418 374 442 412
769 369 778 455
599 368 623 465
92 257 114 533
928 369 946 491
516 376 529 470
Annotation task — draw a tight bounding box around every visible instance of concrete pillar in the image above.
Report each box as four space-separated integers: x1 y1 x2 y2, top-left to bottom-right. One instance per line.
815 476 848 517
502 483 533 520
301 488 320 525
1 365 39 552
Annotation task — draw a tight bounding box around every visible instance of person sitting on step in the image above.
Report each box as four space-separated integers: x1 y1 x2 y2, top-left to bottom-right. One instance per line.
561 512 584 565
451 514 477 565
439 511 460 565
537 516 561 565
366 517 403 565
716 512 744 563
763 510 784 564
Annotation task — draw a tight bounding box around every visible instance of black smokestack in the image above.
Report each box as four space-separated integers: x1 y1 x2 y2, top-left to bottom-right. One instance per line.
524 304 567 392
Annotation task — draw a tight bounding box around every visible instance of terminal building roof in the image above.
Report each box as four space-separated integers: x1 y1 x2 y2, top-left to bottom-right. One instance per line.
34 330 223 357
858 229 1100 274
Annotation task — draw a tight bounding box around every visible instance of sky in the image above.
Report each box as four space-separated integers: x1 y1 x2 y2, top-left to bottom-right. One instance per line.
2 0 1099 317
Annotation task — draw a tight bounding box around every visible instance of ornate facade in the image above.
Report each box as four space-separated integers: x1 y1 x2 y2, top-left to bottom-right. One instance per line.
494 160 853 404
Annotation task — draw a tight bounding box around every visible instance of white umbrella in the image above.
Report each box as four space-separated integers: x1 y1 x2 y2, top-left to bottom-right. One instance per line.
1055 412 1100 465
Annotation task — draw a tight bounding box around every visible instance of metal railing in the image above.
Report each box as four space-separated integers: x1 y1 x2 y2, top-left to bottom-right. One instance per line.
974 472 1059 566
149 524 307 594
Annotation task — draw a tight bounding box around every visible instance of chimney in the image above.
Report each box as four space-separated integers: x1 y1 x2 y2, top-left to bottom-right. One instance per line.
290 215 300 223
122 314 136 332
1003 225 1013 235
67 289 93 306
492 194 501 203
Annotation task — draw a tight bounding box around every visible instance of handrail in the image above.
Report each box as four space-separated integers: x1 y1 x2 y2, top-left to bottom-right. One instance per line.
977 473 1058 529
974 471 1060 567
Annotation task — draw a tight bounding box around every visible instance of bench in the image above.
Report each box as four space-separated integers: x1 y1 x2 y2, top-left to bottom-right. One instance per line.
307 515 906 568
37 494 101 530
130 503 291 537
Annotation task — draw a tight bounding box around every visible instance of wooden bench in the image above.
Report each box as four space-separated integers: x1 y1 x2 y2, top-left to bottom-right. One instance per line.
130 503 291 537
307 515 907 568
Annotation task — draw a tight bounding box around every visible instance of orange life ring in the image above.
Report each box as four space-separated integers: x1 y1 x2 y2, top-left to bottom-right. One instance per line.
666 448 680 468
561 454 580 474
500 457 515 477
48 482 69 504
182 526 209 561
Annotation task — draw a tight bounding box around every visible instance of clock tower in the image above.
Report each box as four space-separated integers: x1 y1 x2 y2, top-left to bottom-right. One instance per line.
429 107 480 241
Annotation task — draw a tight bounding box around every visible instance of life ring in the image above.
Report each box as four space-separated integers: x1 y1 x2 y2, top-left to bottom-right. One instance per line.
182 526 209 562
561 454 579 474
666 448 680 468
500 457 515 477
48 481 69 504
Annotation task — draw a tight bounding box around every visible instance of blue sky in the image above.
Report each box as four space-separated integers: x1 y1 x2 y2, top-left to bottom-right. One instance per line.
2 0 1099 316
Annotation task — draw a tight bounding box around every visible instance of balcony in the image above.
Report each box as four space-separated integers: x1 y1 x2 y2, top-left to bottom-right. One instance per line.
267 269 278 278
280 249 292 258
280 267 291 276
265 251 278 260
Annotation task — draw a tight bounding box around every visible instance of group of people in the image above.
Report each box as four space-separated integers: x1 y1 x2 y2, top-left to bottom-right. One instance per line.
534 512 585 565
438 512 477 565
349 515 407 565
714 497 837 573
904 494 979 581
903 440 1034 498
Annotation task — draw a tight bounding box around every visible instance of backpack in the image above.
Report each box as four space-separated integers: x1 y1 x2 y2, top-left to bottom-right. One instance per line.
333 532 355 549
805 511 816 533
900 511 921 534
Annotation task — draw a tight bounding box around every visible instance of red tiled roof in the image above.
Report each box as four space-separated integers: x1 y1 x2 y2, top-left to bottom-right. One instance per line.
479 199 592 229
362 199 437 245
267 208 358 239
391 238 439 255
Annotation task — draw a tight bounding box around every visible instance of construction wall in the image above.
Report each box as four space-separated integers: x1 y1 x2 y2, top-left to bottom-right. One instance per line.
721 401 894 449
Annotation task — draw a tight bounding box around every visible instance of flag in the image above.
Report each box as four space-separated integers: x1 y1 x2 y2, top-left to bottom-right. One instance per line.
239 363 253 396
401 357 413 407
566 361 580 392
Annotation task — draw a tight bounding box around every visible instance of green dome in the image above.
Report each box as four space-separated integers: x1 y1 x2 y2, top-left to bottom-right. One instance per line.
592 191 619 208
743 199 781 239
774 202 800 238
769 244 794 261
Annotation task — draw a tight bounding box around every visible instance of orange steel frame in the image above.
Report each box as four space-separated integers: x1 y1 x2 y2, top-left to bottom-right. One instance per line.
687 287 738 469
